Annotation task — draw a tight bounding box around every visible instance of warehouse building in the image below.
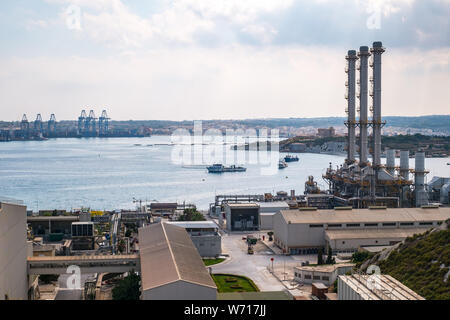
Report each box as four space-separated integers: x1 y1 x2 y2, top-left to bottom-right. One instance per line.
166 221 222 257
0 200 29 300
338 274 424 300
273 207 450 254
138 222 217 300
223 203 260 232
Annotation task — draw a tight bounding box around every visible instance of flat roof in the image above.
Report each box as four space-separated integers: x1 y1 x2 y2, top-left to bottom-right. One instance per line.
226 203 260 208
138 222 217 291
325 228 430 240
295 263 355 273
278 207 450 225
27 216 79 221
166 221 218 229
339 274 424 300
258 201 289 208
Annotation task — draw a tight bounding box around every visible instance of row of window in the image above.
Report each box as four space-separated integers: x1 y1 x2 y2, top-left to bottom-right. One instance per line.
309 221 435 228
294 273 329 281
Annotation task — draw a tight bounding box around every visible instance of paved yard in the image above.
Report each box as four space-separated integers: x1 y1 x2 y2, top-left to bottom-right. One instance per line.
211 233 316 293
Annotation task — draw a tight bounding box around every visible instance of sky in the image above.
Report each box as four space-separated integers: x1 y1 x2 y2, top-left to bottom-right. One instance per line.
0 0 449 121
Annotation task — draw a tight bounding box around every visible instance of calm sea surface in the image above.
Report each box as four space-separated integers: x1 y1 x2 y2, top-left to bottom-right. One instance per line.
1 137 449 211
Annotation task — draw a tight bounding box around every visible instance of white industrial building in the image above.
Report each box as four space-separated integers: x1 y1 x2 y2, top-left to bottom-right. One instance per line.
338 274 424 300
166 221 222 257
259 201 290 230
0 200 29 300
273 207 450 254
294 263 354 286
138 222 217 300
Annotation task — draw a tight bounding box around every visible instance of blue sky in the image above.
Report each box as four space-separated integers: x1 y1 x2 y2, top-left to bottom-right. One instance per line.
0 0 449 121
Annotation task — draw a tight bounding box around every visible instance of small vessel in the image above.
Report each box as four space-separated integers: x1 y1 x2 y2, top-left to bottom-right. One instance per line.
207 164 247 173
447 162 450 165
284 155 299 162
278 160 288 169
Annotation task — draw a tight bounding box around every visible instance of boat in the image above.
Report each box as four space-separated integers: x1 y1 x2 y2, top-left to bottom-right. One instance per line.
278 160 288 169
284 155 299 162
207 164 247 173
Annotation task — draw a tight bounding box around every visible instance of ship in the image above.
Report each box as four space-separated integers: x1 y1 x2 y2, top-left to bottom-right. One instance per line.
207 164 247 173
284 155 299 162
278 160 288 169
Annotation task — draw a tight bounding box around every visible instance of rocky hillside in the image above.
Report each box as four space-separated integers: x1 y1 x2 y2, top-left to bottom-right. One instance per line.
359 220 450 300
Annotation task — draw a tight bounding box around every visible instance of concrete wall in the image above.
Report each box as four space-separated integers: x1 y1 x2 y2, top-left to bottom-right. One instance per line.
0 202 28 300
142 280 217 300
327 236 404 253
338 277 363 300
260 213 275 230
190 234 222 257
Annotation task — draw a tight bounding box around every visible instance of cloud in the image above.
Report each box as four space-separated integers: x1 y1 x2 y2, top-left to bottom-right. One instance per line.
1 46 449 121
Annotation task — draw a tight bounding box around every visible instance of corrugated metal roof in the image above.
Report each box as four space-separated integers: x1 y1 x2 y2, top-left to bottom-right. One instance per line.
138 222 217 291
339 274 424 300
279 207 450 224
325 228 430 240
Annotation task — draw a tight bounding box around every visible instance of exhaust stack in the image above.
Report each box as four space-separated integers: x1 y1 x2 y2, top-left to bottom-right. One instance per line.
386 149 396 175
345 50 358 163
358 46 370 166
400 150 409 180
370 42 385 167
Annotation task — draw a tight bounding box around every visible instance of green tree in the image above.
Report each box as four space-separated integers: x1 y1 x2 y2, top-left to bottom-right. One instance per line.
178 208 205 221
326 246 335 264
317 248 324 265
112 271 141 300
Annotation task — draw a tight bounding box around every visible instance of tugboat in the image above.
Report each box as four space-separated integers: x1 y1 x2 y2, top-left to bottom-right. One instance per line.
278 160 288 169
284 155 299 162
207 164 247 173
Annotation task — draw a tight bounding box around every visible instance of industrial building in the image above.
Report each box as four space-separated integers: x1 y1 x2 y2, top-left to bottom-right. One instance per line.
138 222 217 300
317 42 442 208
294 263 354 286
0 200 29 300
222 203 260 232
166 221 222 257
338 274 424 300
273 206 450 254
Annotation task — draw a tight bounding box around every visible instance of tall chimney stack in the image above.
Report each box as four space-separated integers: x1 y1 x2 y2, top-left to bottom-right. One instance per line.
358 46 371 166
370 41 385 167
345 50 358 164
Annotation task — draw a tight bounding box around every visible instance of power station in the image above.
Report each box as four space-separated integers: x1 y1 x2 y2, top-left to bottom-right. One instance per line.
322 41 431 208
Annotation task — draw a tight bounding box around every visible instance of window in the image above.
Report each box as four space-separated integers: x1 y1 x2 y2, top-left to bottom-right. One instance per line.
342 241 345 244
419 222 433 226
309 224 324 228
304 275 311 279
294 272 298 277
322 276 329 281
400 222 414 226
382 223 396 226
364 223 378 227
313 276 320 280
328 224 342 228
346 223 360 227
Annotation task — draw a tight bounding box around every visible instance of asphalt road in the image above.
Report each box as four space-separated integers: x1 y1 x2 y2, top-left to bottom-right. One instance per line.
211 233 316 291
